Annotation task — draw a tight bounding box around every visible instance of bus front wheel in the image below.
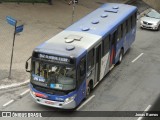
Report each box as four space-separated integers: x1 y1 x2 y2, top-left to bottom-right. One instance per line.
117 49 123 64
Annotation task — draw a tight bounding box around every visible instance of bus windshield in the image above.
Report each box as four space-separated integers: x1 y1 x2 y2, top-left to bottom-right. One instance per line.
31 61 76 91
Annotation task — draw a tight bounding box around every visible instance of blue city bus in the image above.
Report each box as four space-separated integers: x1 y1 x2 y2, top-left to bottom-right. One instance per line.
26 3 137 109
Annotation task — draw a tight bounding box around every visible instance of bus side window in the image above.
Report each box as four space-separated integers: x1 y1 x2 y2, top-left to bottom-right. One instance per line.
122 21 127 37
87 49 94 71
126 20 129 33
132 12 136 27
135 12 137 22
77 57 86 86
79 57 86 78
121 24 123 38
127 17 131 32
131 15 133 29
131 15 134 28
117 25 122 41
102 36 109 56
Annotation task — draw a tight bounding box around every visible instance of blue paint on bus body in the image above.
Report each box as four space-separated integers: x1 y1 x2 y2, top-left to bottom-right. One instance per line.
29 3 137 109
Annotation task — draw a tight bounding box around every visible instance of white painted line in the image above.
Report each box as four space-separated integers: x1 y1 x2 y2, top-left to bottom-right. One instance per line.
94 81 100 88
20 89 30 96
0 79 29 90
3 99 14 107
76 95 95 111
132 53 144 63
144 105 152 111
137 105 152 120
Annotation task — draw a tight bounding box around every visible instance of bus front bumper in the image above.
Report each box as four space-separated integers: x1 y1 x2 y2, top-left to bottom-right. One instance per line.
30 91 76 109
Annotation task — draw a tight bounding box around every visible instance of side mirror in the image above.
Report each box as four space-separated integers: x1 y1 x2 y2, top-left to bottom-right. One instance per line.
25 61 28 70
25 56 31 72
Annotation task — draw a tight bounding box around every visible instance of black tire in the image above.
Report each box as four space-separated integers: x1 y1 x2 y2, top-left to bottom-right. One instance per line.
117 49 123 64
86 83 91 99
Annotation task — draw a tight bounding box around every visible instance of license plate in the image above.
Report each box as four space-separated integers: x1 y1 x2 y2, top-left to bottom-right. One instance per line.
45 100 55 105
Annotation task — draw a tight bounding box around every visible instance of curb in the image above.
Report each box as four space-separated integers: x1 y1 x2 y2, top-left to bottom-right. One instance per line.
0 79 29 90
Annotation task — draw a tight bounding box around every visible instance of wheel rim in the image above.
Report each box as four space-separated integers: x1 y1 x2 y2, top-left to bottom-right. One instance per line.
86 85 90 96
119 52 123 62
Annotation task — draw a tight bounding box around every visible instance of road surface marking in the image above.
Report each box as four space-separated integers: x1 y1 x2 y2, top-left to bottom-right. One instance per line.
0 79 29 90
144 105 152 111
132 53 144 63
76 95 95 111
20 89 30 96
3 99 14 107
137 105 152 120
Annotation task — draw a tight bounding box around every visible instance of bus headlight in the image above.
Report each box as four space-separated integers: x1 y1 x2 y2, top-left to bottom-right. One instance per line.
64 94 76 103
30 89 35 96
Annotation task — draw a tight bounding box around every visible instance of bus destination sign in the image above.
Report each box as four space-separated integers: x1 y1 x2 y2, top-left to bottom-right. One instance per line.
38 54 70 63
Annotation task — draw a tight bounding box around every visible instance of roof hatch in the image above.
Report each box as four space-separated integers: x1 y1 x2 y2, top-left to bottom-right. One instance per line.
81 27 90 31
104 9 118 13
65 35 83 43
113 6 119 9
66 45 75 51
101 13 108 18
92 20 99 24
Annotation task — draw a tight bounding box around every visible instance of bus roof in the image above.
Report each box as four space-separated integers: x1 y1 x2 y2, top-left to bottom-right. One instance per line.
66 3 137 36
35 3 137 58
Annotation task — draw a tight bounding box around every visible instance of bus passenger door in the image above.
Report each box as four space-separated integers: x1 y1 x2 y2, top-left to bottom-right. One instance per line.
110 30 117 68
95 43 102 83
76 56 87 105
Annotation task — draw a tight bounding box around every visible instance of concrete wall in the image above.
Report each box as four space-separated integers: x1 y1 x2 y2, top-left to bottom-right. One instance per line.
143 0 160 10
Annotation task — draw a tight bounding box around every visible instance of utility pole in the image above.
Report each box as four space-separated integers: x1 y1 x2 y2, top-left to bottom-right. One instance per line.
71 0 76 24
8 21 17 79
6 16 24 79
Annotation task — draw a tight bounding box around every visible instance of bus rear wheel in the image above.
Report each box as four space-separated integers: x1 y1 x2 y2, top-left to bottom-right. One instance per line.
86 84 91 98
117 49 123 64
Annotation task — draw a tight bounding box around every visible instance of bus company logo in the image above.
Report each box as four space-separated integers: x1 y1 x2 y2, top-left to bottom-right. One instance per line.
2 112 12 117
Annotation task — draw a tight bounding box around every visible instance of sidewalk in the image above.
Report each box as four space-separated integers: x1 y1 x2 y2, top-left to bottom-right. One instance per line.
0 0 134 90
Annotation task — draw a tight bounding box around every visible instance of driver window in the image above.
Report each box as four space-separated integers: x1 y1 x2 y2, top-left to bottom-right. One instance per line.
34 62 39 75
80 57 86 76
78 57 86 86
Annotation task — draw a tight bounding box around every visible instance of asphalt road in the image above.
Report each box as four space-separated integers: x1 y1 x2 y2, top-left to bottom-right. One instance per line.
0 19 160 120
